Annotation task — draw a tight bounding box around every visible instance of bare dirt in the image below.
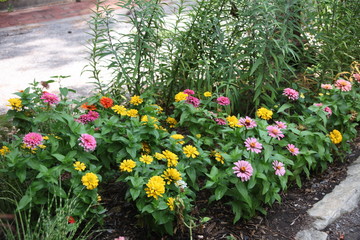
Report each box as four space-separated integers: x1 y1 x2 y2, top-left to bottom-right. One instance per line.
96 134 360 240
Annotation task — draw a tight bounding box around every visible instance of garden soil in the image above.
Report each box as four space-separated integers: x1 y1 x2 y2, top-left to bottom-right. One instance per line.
95 131 360 240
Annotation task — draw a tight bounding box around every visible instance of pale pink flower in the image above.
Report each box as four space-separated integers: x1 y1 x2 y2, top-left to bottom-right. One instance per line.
283 88 299 100
353 73 360 83
266 126 285 140
114 237 126 240
215 118 227 125
244 137 263 154
40 92 60 105
314 103 323 107
186 96 200 107
272 160 286 176
233 160 253 182
275 121 287 129
321 84 333 90
335 79 352 91
324 106 332 117
75 111 100 124
79 134 96 152
23 132 43 149
183 89 195 95
286 144 299 156
239 116 257 129
216 96 230 106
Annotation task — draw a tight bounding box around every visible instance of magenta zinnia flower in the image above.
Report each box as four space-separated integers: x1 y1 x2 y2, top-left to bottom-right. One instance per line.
266 126 285 140
183 89 195 95
216 96 230 106
275 121 287 129
239 116 257 129
314 103 323 107
75 111 100 124
321 84 333 90
215 118 227 125
272 160 286 176
233 160 253 182
186 96 200 107
23 132 43 149
40 92 60 105
353 73 360 83
283 88 299 100
79 134 96 152
286 144 299 156
335 79 352 91
244 137 263 154
323 106 332 117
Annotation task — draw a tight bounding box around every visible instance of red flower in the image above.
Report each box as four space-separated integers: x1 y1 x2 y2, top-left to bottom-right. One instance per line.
67 216 76 224
100 97 114 108
81 102 97 110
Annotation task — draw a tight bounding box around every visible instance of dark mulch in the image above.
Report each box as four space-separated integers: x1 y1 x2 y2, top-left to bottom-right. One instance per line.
95 133 360 240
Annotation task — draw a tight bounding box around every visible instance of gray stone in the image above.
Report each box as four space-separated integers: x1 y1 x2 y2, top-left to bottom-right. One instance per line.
295 229 328 240
307 156 360 230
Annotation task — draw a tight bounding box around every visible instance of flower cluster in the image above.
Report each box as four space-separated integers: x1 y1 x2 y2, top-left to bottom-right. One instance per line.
40 92 60 105
256 107 273 120
23 132 43 149
283 88 299 100
75 111 99 124
7 98 22 111
100 96 114 108
130 95 143 105
78 134 97 152
233 160 253 182
81 172 99 190
329 129 342 144
335 79 352 91
119 159 137 172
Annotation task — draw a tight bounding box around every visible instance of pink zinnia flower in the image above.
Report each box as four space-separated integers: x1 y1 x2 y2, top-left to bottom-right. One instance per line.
286 144 299 156
23 132 43 149
335 79 352 91
76 111 100 124
40 92 60 105
79 134 97 152
275 121 287 129
321 84 333 90
215 118 227 125
232 160 253 182
324 106 332 117
244 137 263 154
314 103 323 107
266 126 285 140
239 116 257 129
353 73 360 83
272 160 286 176
283 88 299 100
183 89 195 95
186 96 200 107
216 96 230 106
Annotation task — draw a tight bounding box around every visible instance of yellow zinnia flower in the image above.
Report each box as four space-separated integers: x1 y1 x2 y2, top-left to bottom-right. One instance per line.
97 194 102 202
162 168 182 184
256 107 273 120
73 161 86 171
329 129 342 144
166 117 178 128
183 145 199 158
119 159 136 172
162 150 179 167
167 197 175 211
139 155 154 164
112 105 127 116
126 109 139 117
204 92 212 97
144 176 165 199
0 146 10 156
129 95 143 105
226 116 242 128
7 98 22 111
174 92 188 102
142 142 151 154
171 134 185 144
154 152 165 160
214 152 224 164
81 172 99 190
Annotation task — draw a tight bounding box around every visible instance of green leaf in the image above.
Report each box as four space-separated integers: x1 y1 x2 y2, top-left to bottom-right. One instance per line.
277 103 292 113
130 189 141 200
235 181 252 207
16 168 26 183
250 58 263 76
16 195 32 211
126 147 137 159
52 153 65 162
186 167 196 185
215 185 227 200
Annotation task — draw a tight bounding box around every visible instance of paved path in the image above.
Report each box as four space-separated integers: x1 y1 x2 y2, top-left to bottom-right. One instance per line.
0 0 120 28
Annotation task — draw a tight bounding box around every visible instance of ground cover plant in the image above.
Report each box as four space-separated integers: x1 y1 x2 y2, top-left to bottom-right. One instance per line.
1 0 360 238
